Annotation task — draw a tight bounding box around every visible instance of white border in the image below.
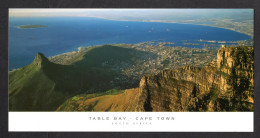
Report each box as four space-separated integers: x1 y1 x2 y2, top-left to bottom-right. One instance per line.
9 112 253 132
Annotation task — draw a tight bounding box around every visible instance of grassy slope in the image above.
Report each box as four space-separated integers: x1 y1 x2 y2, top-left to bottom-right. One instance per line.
9 45 148 111
9 53 82 111
57 88 140 111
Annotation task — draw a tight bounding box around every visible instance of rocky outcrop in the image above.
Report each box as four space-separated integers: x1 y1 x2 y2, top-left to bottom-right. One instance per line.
57 46 254 112
33 52 51 67
135 46 254 111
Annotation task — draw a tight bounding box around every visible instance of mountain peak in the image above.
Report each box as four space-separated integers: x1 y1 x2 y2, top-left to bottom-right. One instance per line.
33 52 50 66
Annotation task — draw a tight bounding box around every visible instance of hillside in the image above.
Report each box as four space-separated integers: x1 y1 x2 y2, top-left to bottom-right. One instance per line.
57 89 140 111
58 46 254 111
9 45 152 111
9 53 85 111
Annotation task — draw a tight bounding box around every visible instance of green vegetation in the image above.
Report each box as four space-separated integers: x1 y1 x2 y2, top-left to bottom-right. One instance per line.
77 89 124 101
8 45 151 111
72 96 80 101
57 89 124 111
17 25 48 29
71 45 145 67
9 53 84 111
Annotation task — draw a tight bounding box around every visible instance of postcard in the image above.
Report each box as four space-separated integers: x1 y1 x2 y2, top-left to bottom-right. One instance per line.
8 8 254 132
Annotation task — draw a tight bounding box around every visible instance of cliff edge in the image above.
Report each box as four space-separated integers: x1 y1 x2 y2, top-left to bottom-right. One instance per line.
58 46 254 111
136 46 254 111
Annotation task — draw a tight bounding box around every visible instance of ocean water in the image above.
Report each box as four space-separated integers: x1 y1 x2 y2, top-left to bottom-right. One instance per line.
9 17 251 70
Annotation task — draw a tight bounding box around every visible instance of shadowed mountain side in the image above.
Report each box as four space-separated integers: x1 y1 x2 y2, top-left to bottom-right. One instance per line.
72 45 144 67
9 45 157 111
69 45 157 91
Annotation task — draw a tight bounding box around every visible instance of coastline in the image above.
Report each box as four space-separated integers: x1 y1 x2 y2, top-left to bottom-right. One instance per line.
9 18 253 71
9 37 253 71
84 16 253 38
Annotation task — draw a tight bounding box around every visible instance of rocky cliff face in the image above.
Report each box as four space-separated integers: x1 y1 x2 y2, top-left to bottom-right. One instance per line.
135 46 254 111
58 46 254 112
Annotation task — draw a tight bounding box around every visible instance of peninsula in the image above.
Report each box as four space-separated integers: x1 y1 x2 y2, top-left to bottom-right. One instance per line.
17 24 48 29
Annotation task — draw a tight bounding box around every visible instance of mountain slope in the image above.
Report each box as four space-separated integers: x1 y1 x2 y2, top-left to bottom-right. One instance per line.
57 88 140 111
9 45 154 111
58 46 254 111
9 53 86 111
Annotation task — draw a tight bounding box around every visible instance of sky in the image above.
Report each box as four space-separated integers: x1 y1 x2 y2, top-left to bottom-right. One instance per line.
9 8 253 17
9 9 113 17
